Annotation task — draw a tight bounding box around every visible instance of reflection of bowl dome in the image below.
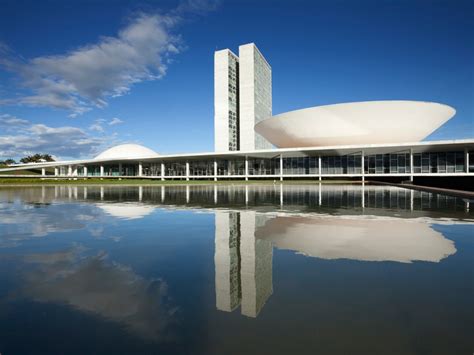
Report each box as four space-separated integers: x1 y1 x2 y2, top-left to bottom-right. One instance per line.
97 203 155 220
256 216 456 263
255 101 456 148
94 144 158 160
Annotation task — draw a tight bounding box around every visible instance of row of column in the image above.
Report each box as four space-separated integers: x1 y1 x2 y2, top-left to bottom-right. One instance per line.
48 149 471 179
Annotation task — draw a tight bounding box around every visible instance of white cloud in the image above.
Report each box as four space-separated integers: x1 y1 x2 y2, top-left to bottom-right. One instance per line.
108 117 123 125
0 114 112 159
0 12 181 116
0 114 29 131
89 118 106 132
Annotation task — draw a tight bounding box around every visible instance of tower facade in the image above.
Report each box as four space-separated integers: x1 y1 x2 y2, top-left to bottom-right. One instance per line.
214 43 272 152
214 49 240 152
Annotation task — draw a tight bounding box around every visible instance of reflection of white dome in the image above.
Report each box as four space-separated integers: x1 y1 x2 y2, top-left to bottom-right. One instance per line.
94 144 158 160
255 101 456 148
256 216 456 263
97 203 155 220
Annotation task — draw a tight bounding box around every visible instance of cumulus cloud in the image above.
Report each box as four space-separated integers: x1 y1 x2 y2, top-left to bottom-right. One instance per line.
0 13 181 116
0 114 111 159
109 117 124 125
88 117 122 132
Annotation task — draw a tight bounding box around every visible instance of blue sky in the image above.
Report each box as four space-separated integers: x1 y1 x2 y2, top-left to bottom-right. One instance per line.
0 0 473 159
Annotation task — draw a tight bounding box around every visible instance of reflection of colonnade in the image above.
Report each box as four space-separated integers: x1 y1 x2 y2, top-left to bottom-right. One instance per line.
214 211 273 318
5 184 471 215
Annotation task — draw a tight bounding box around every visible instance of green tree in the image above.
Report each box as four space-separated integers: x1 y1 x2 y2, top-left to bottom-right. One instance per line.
20 154 55 163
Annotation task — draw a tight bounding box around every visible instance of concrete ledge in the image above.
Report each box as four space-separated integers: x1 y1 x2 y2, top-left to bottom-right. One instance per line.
371 180 474 199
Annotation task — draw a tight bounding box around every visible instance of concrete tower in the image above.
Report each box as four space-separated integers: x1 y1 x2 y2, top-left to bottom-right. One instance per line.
214 43 272 152
214 49 240 152
238 43 273 151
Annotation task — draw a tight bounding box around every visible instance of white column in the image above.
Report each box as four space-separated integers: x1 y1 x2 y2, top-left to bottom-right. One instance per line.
54 167 58 176
41 168 45 176
161 163 165 181
138 162 143 177
186 161 190 181
214 160 218 181
245 156 249 181
72 166 78 176
83 166 88 177
280 183 283 207
361 152 365 183
318 182 322 206
361 180 365 208
409 149 414 182
318 156 322 181
279 154 283 181
68 165 72 176
100 165 104 177
465 149 470 173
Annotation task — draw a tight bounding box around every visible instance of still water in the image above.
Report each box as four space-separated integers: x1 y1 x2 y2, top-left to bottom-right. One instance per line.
0 184 473 355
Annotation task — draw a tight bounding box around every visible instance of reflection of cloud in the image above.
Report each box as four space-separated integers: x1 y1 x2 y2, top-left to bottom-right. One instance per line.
0 202 94 247
97 203 156 220
0 198 150 246
20 246 178 341
256 215 456 263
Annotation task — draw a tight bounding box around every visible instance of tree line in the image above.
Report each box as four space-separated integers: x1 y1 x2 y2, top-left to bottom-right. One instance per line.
1 154 55 165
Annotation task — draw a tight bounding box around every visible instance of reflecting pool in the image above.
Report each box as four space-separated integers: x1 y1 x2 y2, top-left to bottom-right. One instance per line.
0 184 473 354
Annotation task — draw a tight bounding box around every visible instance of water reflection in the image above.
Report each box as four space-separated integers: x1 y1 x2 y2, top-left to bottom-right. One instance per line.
0 184 473 353
215 211 273 317
213 210 458 318
0 183 471 217
18 246 178 341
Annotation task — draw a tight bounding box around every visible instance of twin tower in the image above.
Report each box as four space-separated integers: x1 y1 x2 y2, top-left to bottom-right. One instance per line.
214 43 272 152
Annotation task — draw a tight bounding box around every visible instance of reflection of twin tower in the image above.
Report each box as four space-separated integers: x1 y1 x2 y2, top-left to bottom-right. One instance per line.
214 211 273 318
214 209 457 318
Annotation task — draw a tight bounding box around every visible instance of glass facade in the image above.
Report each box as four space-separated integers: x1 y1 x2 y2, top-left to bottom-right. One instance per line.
248 158 278 175
165 162 186 176
57 149 471 178
364 153 409 174
189 160 214 176
412 151 464 173
142 163 161 177
282 157 319 175
217 159 245 176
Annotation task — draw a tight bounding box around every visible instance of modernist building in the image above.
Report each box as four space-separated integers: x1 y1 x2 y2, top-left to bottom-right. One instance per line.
214 43 272 152
1 43 473 182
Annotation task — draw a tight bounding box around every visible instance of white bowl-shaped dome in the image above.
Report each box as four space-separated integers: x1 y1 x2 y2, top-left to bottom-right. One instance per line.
95 144 158 160
97 203 156 220
255 101 456 148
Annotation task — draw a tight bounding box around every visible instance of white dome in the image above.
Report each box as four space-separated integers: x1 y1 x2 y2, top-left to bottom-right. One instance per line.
94 144 158 160
255 101 456 148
